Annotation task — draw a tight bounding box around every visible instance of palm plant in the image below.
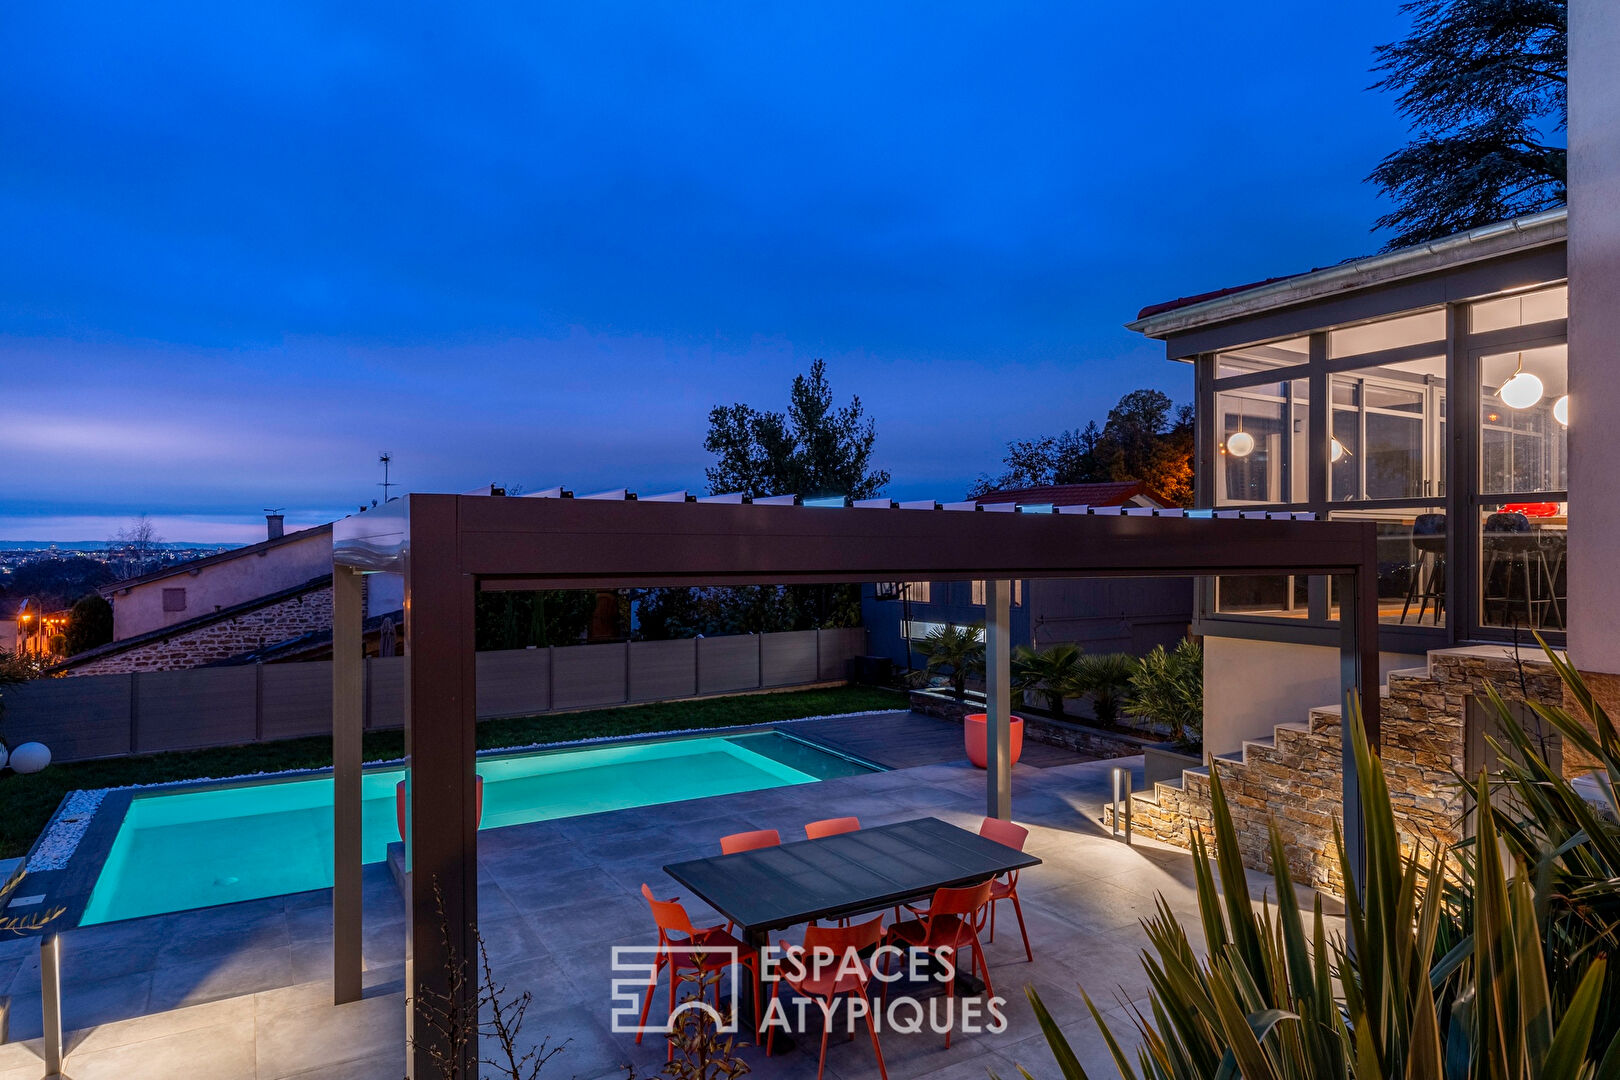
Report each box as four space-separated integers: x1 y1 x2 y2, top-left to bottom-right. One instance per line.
1076 653 1140 726
918 622 984 699
1012 643 1084 715
1004 653 1620 1079
1123 639 1202 743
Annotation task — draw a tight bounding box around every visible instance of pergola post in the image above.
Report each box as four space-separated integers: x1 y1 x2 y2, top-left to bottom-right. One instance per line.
1336 546 1381 897
984 578 1012 820
404 497 480 1080
332 566 364 1005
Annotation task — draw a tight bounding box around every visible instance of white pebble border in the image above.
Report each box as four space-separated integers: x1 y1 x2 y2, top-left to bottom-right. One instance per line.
25 789 108 872
21 705 908 870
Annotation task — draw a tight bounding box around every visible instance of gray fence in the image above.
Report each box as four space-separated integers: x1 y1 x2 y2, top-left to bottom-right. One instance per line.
3 628 868 763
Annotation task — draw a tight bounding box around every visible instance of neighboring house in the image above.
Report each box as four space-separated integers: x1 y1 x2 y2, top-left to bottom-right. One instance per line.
57 512 404 675
1129 209 1569 760
861 481 1193 692
0 597 42 655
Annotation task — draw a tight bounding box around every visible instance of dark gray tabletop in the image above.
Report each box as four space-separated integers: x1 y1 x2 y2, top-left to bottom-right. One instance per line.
663 816 1040 936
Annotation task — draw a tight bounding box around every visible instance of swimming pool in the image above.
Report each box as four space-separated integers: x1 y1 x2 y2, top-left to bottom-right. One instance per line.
80 730 876 924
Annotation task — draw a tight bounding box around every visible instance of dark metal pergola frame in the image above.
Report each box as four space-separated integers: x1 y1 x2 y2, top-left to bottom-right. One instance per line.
330 492 1380 1079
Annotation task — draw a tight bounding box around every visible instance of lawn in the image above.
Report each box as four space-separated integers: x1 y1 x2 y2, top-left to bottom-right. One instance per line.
0 683 903 859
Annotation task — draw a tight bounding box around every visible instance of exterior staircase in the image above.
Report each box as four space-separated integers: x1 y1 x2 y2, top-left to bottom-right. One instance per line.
1108 647 1567 896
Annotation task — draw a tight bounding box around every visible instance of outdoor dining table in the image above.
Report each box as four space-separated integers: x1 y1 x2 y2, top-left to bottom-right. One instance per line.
662 816 1042 1042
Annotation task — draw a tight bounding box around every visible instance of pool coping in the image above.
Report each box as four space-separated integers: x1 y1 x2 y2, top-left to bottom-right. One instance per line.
6 708 901 939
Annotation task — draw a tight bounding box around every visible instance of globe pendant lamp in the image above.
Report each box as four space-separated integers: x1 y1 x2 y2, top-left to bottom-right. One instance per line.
1554 394 1569 427
1225 400 1253 458
1498 353 1544 410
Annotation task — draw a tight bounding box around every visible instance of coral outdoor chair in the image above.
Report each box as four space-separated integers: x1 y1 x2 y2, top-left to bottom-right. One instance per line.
638 884 761 1059
719 828 781 854
883 880 995 1048
978 817 1033 962
804 816 861 839
768 916 888 1080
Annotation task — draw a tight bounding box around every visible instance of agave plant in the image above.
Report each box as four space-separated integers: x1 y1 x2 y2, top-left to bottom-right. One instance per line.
1123 639 1202 743
1013 643 1084 715
1004 679 1620 1079
919 622 985 699
1076 653 1140 726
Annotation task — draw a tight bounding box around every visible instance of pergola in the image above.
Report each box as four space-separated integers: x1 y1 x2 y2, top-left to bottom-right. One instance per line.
330 491 1380 1079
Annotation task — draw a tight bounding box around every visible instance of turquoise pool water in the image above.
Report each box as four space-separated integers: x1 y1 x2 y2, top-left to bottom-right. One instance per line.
81 731 873 924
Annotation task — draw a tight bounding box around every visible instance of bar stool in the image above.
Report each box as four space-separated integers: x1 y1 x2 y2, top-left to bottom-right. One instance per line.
1400 513 1446 625
1482 512 1554 629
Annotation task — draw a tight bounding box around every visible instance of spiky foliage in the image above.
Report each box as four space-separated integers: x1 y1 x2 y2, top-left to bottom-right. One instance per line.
1003 680 1620 1079
1124 639 1202 744
919 622 984 700
1077 653 1141 726
1012 643 1084 715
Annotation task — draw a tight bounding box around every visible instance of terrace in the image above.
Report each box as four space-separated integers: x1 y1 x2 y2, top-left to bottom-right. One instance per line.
0 491 1379 1080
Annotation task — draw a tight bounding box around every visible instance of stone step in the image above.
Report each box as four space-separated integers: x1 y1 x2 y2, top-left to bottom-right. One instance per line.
1241 735 1277 756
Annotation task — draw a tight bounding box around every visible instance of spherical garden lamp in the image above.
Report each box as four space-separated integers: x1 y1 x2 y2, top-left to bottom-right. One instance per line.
8 741 51 774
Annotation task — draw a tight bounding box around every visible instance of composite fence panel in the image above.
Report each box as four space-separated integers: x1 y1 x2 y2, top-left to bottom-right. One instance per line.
761 630 819 688
260 662 332 741
817 627 868 681
697 635 760 696
551 643 627 710
476 648 550 717
5 674 134 761
135 667 257 753
628 639 697 702
367 656 406 730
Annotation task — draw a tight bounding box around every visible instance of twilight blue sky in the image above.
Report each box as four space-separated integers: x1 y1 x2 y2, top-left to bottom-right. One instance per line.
2 2 1411 542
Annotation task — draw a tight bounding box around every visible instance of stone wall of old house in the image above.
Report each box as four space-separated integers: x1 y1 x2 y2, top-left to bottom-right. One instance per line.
68 586 333 675
1114 646 1566 896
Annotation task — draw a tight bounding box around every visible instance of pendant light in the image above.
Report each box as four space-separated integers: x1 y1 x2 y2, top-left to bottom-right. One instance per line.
1554 394 1569 426
1225 399 1253 458
1498 352 1544 410
1330 438 1350 463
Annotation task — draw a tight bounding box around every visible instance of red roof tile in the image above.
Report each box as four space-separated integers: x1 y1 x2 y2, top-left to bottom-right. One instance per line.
972 481 1169 508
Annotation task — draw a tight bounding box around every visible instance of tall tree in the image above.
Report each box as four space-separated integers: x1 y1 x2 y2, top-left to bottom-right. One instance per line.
1369 0 1566 248
704 360 890 500
969 389 1194 507
109 515 164 579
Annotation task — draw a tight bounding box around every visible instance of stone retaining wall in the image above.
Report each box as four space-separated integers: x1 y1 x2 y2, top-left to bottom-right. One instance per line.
1115 646 1566 896
69 587 335 675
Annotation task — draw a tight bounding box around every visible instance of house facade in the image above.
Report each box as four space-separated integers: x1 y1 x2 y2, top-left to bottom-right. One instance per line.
861 481 1193 700
1129 211 1570 759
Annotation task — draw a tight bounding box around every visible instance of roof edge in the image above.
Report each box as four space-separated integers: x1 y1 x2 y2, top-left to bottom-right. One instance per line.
1127 207 1567 339
99 521 333 595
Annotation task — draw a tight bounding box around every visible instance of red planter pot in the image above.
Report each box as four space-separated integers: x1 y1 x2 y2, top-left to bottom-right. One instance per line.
963 713 1024 769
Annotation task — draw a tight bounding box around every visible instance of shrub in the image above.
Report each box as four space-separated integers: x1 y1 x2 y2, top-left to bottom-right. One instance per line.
918 623 984 699
1124 638 1202 743
1012 643 1084 714
1076 652 1140 725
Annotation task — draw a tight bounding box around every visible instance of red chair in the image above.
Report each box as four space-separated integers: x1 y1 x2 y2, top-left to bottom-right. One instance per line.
638 884 761 1059
805 816 860 839
768 916 888 1080
978 817 1033 962
720 828 781 854
884 880 995 1048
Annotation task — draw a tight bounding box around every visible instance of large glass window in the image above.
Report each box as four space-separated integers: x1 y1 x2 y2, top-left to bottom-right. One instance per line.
1470 286 1567 334
1330 360 1445 502
1216 336 1310 378
1217 380 1308 505
1478 502 1565 632
1329 309 1446 359
1480 345 1567 495
1327 508 1447 626
1215 575 1309 618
